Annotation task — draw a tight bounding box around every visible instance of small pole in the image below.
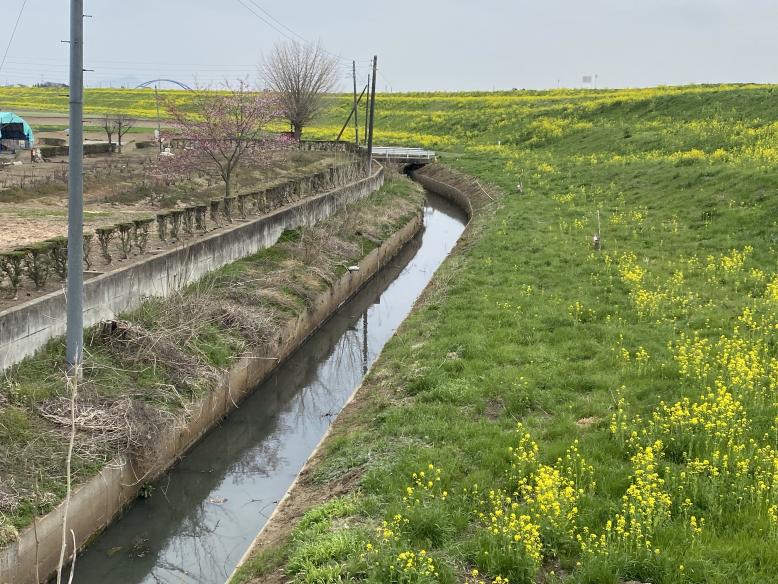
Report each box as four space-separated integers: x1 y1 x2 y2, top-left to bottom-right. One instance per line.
352 61 359 145
364 74 370 146
336 85 366 142
366 55 378 173
154 84 162 153
593 210 602 251
65 0 84 375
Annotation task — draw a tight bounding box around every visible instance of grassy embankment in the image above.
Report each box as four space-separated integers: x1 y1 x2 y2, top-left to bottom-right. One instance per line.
231 85 778 584
0 174 422 545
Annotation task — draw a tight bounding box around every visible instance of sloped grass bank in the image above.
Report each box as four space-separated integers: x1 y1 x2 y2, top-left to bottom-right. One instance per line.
234 87 778 584
0 175 423 548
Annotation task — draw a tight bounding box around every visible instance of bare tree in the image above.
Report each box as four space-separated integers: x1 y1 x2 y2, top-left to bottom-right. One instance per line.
159 81 284 199
261 40 339 140
115 113 135 154
101 115 117 150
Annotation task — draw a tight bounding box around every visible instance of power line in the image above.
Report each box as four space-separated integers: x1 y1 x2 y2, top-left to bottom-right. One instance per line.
235 0 349 64
235 0 298 44
377 67 394 92
0 0 29 76
245 0 306 43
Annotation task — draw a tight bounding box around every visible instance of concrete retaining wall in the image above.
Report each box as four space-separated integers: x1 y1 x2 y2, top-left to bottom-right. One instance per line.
0 183 420 584
411 168 474 221
0 165 384 370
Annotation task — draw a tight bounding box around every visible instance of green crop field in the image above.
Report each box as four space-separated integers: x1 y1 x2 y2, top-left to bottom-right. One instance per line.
4 84 778 583
235 84 778 584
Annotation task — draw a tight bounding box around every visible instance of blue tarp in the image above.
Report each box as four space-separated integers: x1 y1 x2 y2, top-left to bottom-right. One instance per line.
0 112 34 146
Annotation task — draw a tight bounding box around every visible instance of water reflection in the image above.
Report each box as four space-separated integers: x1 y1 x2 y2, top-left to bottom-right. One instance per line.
72 193 467 584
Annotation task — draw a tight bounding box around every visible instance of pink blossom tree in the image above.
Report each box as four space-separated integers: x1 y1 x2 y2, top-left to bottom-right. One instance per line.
160 81 287 199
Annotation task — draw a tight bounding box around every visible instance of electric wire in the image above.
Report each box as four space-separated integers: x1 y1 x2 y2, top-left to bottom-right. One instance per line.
0 0 29 76
0 2 373 89
245 0 307 43
235 0 298 44
235 0 350 64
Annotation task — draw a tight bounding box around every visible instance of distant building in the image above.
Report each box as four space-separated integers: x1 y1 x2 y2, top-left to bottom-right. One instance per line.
0 112 34 151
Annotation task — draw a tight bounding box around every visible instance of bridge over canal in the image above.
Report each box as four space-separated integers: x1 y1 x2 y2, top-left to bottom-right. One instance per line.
366 146 437 165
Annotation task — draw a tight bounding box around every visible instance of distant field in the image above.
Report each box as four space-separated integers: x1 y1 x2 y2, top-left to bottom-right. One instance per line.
0 86 187 119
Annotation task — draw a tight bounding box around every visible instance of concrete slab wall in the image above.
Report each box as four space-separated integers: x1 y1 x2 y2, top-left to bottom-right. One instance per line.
0 165 384 370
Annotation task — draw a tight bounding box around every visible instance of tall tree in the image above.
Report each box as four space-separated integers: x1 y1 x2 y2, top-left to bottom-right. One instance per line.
261 41 339 140
160 81 283 199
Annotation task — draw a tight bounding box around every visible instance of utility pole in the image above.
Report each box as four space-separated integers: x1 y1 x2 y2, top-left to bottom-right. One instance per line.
364 74 370 146
154 84 162 153
366 55 377 173
352 61 359 145
65 0 84 374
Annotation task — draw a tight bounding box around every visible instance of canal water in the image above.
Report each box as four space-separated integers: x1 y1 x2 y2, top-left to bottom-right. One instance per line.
72 192 467 584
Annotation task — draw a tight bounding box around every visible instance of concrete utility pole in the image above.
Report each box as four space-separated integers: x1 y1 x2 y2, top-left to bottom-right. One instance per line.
366 55 377 173
364 74 370 146
352 61 359 145
65 0 84 374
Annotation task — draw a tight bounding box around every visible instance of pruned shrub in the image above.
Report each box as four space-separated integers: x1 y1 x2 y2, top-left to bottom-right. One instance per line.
237 194 249 219
169 210 183 240
252 192 263 214
209 200 222 227
223 197 235 223
47 236 68 280
182 207 195 236
0 251 24 297
95 226 115 264
83 232 94 270
116 223 134 259
22 243 52 289
133 219 153 254
194 205 208 232
156 213 169 243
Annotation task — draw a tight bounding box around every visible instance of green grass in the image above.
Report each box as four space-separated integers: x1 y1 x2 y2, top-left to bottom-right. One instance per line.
6 83 778 582
232 85 778 584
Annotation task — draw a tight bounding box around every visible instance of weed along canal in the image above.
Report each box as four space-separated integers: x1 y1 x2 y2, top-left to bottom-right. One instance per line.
71 191 467 584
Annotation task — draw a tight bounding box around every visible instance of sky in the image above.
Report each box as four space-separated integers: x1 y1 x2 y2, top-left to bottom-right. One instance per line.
1 0 778 92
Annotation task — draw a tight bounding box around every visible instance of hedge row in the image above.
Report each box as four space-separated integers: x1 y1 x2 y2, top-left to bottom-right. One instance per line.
0 217 157 295
0 160 366 296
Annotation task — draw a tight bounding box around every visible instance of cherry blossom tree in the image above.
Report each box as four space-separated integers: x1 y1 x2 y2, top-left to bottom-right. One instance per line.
161 81 286 199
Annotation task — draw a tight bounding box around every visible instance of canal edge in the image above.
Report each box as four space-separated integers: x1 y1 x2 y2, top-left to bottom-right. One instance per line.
227 163 500 583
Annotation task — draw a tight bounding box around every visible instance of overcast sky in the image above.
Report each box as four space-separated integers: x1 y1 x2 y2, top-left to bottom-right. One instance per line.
1 0 777 91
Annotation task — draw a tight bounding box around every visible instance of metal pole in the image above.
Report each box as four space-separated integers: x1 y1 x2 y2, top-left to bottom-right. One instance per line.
352 61 359 145
65 0 84 373
366 55 377 173
364 74 370 146
154 84 162 152
336 85 366 142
